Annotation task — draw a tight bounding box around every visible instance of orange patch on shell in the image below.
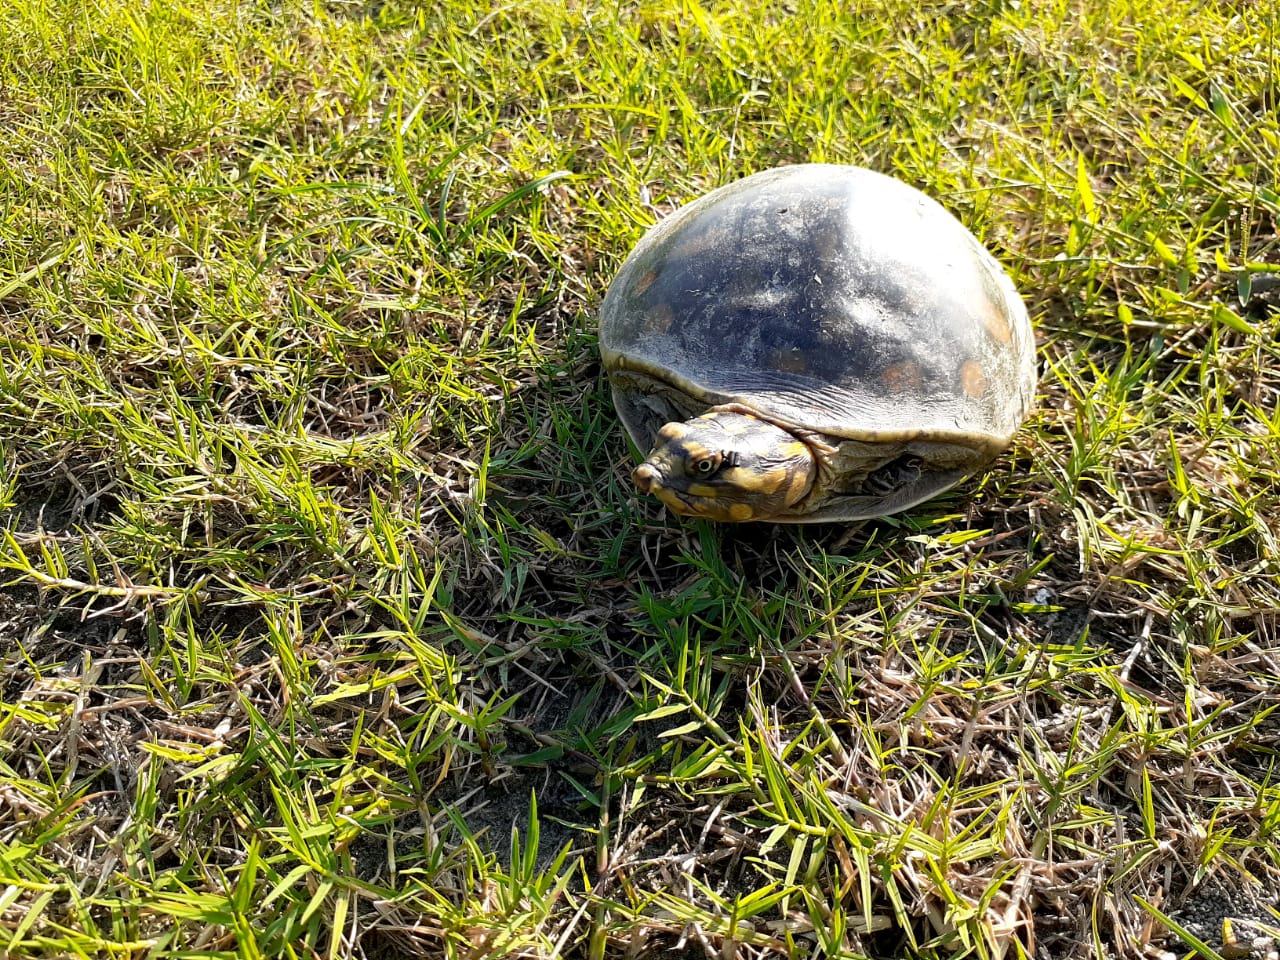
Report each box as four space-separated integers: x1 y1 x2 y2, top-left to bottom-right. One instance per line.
880 361 923 393
960 359 986 398
633 270 658 296
643 302 675 334
983 304 1012 343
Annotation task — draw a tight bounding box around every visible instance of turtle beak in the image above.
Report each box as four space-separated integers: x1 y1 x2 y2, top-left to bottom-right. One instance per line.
633 458 694 515
632 462 661 494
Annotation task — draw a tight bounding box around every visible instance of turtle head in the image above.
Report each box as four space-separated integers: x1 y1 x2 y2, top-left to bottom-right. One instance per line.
631 410 817 522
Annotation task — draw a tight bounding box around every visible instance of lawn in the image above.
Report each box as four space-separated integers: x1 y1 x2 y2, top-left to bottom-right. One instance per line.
2 0 1280 957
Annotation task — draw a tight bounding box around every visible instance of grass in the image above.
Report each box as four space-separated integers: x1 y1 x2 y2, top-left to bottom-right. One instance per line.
2 0 1280 956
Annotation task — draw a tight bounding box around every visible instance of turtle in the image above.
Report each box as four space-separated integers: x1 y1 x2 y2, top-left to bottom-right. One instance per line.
598 163 1036 523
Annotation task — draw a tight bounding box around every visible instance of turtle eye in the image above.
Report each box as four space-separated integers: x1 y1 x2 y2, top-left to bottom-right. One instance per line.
692 453 723 476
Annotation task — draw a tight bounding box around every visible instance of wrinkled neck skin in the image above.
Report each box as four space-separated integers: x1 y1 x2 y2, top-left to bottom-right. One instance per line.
631 407 825 522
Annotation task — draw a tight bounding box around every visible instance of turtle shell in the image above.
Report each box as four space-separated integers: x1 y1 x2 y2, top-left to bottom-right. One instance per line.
599 164 1036 452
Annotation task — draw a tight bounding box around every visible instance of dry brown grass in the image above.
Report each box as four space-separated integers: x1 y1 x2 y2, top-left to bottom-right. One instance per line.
3 0 1280 957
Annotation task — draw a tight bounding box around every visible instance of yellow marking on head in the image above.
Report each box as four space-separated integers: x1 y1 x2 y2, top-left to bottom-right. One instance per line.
756 466 791 495
652 486 690 515
983 304 1012 343
783 469 807 505
782 442 810 461
638 411 820 522
679 441 711 460
701 411 753 436
696 466 779 497
880 361 923 393
960 359 986 398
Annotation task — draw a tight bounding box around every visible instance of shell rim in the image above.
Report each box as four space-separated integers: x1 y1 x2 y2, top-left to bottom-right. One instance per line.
603 349 1019 452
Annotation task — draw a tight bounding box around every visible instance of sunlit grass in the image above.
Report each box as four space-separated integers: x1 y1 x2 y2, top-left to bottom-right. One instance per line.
2 0 1280 957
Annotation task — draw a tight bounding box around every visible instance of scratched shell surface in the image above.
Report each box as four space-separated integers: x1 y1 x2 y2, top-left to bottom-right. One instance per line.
599 164 1036 444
